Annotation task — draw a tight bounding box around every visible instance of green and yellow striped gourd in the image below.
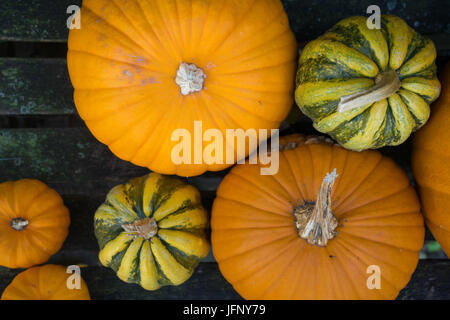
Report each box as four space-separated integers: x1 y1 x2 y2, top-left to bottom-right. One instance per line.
295 15 441 151
94 173 210 290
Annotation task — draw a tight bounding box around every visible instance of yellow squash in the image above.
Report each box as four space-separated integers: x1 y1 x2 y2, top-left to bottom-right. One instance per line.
94 173 210 290
295 15 441 151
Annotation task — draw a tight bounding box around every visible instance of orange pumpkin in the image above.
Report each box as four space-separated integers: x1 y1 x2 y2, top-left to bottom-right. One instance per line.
0 179 70 269
211 134 424 299
412 63 450 257
1 264 90 300
67 0 298 177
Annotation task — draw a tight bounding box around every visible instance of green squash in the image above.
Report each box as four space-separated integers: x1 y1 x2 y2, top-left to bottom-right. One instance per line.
295 15 441 151
94 173 210 290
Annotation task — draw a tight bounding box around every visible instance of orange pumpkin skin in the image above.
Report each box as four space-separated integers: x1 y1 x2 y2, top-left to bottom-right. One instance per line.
412 63 450 257
67 0 298 177
1 265 90 300
0 179 70 269
211 134 424 300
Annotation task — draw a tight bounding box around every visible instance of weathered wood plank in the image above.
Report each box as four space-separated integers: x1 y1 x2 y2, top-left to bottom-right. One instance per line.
1 37 449 117
0 263 242 300
398 260 450 300
0 260 448 300
0 128 224 195
0 0 81 42
0 59 74 115
1 0 449 42
283 0 450 42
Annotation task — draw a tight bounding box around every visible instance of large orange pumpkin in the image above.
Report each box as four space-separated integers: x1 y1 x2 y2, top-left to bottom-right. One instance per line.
1 264 91 300
412 63 450 257
0 179 70 269
211 134 424 299
67 0 298 177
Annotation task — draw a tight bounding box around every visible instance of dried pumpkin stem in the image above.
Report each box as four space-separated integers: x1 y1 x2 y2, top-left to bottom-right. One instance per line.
175 62 206 95
122 217 158 240
10 217 29 231
337 69 401 113
294 169 339 247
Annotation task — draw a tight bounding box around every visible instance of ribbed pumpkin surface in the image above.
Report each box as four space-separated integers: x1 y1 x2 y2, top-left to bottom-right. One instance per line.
67 0 298 176
0 179 70 269
295 15 441 151
412 63 450 257
1 265 90 300
212 134 424 299
94 173 210 290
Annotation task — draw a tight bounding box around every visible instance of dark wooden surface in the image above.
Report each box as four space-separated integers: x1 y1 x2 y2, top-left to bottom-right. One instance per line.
0 0 449 300
1 0 449 42
0 260 449 300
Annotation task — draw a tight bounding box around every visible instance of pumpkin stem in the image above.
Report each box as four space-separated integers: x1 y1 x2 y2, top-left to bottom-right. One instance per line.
10 217 29 231
175 62 206 95
294 169 339 247
337 69 401 113
122 217 158 240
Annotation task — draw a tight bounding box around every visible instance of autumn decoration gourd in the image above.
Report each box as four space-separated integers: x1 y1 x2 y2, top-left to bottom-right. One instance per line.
412 62 450 257
94 173 210 290
67 0 298 177
295 15 441 151
0 179 70 269
1 264 90 300
211 134 424 299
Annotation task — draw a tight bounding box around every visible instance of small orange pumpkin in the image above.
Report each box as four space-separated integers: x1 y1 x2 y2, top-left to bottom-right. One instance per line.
1 264 90 300
0 179 70 269
412 62 450 257
212 134 424 299
67 0 298 177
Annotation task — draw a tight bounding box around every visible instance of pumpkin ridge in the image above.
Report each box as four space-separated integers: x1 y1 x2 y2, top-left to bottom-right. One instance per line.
281 151 308 201
206 77 292 94
144 0 184 58
207 0 259 57
255 239 305 299
11 181 49 214
80 5 155 61
338 228 423 252
106 99 170 151
273 246 306 299
128 109 178 166
149 245 172 287
128 94 184 167
68 48 163 74
267 155 303 203
334 154 384 209
130 0 179 61
199 91 269 142
219 40 297 69
329 239 388 298
213 59 295 77
213 232 295 264
337 184 412 216
212 9 287 62
157 234 206 269
74 86 165 121
214 196 292 219
226 236 300 285
24 203 67 220
325 22 382 68
426 219 450 234
335 234 417 288
225 172 291 209
334 244 400 299
202 89 281 125
342 209 423 223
